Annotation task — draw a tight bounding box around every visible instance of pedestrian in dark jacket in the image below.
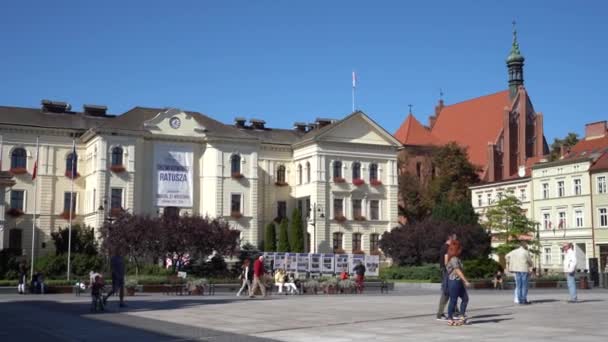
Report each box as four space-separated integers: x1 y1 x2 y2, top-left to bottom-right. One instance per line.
353 261 366 294
18 263 27 294
104 254 126 307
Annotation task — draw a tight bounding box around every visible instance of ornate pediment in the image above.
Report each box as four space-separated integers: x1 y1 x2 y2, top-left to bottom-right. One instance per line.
143 108 208 137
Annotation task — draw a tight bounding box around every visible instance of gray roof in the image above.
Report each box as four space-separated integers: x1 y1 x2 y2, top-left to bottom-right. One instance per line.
240 127 306 145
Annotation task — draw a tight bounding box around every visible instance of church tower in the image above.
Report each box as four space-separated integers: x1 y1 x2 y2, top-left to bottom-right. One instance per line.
506 22 525 99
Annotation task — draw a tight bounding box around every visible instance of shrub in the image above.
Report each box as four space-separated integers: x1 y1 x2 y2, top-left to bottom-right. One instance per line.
127 263 172 276
380 264 442 283
34 253 105 278
0 249 22 279
463 258 503 279
51 225 98 256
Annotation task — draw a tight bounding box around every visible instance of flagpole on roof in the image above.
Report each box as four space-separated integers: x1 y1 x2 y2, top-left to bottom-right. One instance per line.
30 136 39 281
67 138 75 281
352 71 356 112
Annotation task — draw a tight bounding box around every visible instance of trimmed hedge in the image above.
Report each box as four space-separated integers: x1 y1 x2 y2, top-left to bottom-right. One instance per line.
35 254 105 278
462 258 502 279
380 264 442 283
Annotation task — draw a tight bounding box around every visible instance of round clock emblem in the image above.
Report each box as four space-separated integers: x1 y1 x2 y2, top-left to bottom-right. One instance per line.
169 117 181 129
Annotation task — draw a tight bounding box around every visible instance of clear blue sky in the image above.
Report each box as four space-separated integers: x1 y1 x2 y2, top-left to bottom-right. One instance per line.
1 0 607 143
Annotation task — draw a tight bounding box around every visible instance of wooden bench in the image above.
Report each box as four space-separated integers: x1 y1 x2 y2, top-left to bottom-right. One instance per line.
362 281 393 293
163 275 187 295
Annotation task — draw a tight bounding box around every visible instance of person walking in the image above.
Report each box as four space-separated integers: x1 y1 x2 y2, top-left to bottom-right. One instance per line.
506 241 533 305
236 259 252 297
563 243 578 303
437 233 457 320
104 254 126 308
445 240 471 326
249 255 267 298
353 261 366 294
17 262 27 294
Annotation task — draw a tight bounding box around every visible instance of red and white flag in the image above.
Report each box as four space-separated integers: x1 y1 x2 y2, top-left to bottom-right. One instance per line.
32 137 39 180
352 71 357 88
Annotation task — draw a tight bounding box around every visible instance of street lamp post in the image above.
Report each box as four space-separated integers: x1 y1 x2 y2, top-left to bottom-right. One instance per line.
308 203 325 254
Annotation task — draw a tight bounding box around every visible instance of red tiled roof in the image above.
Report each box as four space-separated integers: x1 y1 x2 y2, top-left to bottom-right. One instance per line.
394 113 437 146
429 90 510 169
568 135 608 156
591 152 608 172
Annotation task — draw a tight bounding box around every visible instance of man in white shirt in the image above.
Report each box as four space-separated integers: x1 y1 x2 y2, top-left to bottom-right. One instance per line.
563 243 578 303
506 242 533 305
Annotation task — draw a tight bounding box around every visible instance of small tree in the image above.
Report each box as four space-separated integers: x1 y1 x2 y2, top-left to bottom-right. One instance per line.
51 224 98 256
264 223 277 252
484 193 539 256
290 208 305 253
550 132 579 161
277 219 290 252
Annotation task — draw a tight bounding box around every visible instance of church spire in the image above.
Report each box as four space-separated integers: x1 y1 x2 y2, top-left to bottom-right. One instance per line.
506 21 525 99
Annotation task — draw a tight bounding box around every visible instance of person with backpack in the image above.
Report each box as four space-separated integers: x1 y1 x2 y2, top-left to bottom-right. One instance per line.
236 258 252 297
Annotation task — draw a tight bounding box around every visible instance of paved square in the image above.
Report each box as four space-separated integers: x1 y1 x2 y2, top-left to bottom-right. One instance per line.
1 288 606 341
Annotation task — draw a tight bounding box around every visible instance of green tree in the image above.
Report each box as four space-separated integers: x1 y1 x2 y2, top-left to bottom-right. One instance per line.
398 171 429 223
277 219 290 252
426 143 480 207
51 224 98 256
550 132 579 161
264 223 277 252
431 200 478 225
483 193 539 256
290 208 305 253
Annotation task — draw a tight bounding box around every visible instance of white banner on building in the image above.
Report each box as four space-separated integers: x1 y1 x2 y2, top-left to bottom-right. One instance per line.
321 253 335 274
154 144 193 207
365 255 380 276
296 253 309 273
309 253 322 274
349 254 365 275
285 253 298 272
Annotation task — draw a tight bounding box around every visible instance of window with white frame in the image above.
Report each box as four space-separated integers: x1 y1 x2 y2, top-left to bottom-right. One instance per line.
231 194 242 214
306 162 311 183
352 199 363 219
277 201 287 220
497 192 503 200
544 247 551 265
557 181 565 197
333 161 343 180
298 164 302 185
598 176 607 194
486 193 492 205
558 210 567 229
110 188 123 210
574 209 584 228
10 190 25 211
573 179 582 195
599 208 608 227
477 194 482 207
542 183 549 199
542 212 551 230
333 198 344 218
370 200 379 220
519 188 526 201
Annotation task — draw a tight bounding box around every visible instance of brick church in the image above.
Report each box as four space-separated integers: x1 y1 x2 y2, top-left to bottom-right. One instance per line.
395 27 549 184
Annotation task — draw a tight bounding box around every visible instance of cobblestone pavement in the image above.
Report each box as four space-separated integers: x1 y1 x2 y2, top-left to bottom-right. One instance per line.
1 288 607 341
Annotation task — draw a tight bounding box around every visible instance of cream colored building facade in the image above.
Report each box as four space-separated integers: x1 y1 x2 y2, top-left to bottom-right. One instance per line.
471 121 608 273
0 102 401 258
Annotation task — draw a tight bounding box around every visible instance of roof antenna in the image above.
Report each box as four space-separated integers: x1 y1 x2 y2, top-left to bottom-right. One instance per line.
408 104 413 114
439 88 444 101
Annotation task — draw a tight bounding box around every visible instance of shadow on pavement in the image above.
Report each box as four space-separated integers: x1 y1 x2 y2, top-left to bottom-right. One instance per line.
530 299 560 304
0 300 279 342
575 299 604 303
473 313 512 319
472 318 514 325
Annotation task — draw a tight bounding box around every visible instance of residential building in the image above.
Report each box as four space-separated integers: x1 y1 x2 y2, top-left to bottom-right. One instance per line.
0 101 401 258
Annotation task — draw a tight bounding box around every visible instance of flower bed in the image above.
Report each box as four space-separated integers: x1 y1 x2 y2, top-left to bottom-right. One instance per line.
354 216 366 221
6 208 24 218
60 211 76 220
334 215 346 222
110 165 126 173
231 212 243 219
9 167 27 175
65 171 80 179
231 172 244 179
370 179 382 187
333 177 345 184
352 178 365 186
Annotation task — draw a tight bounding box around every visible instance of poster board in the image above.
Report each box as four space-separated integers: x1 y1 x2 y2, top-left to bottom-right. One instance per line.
274 253 286 271
263 252 275 272
336 254 350 274
285 253 298 272
364 255 380 276
296 253 310 274
309 253 322 274
349 254 366 275
321 253 335 274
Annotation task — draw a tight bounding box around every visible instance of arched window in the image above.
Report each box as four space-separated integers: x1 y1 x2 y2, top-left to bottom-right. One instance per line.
298 164 303 185
352 162 361 180
333 161 342 179
231 154 241 175
66 153 78 175
306 162 311 183
111 146 123 166
10 148 27 170
277 165 286 184
370 234 380 253
352 233 362 252
369 163 378 181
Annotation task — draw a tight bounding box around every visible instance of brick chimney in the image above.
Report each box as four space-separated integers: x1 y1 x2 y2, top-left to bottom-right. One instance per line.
585 121 607 139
